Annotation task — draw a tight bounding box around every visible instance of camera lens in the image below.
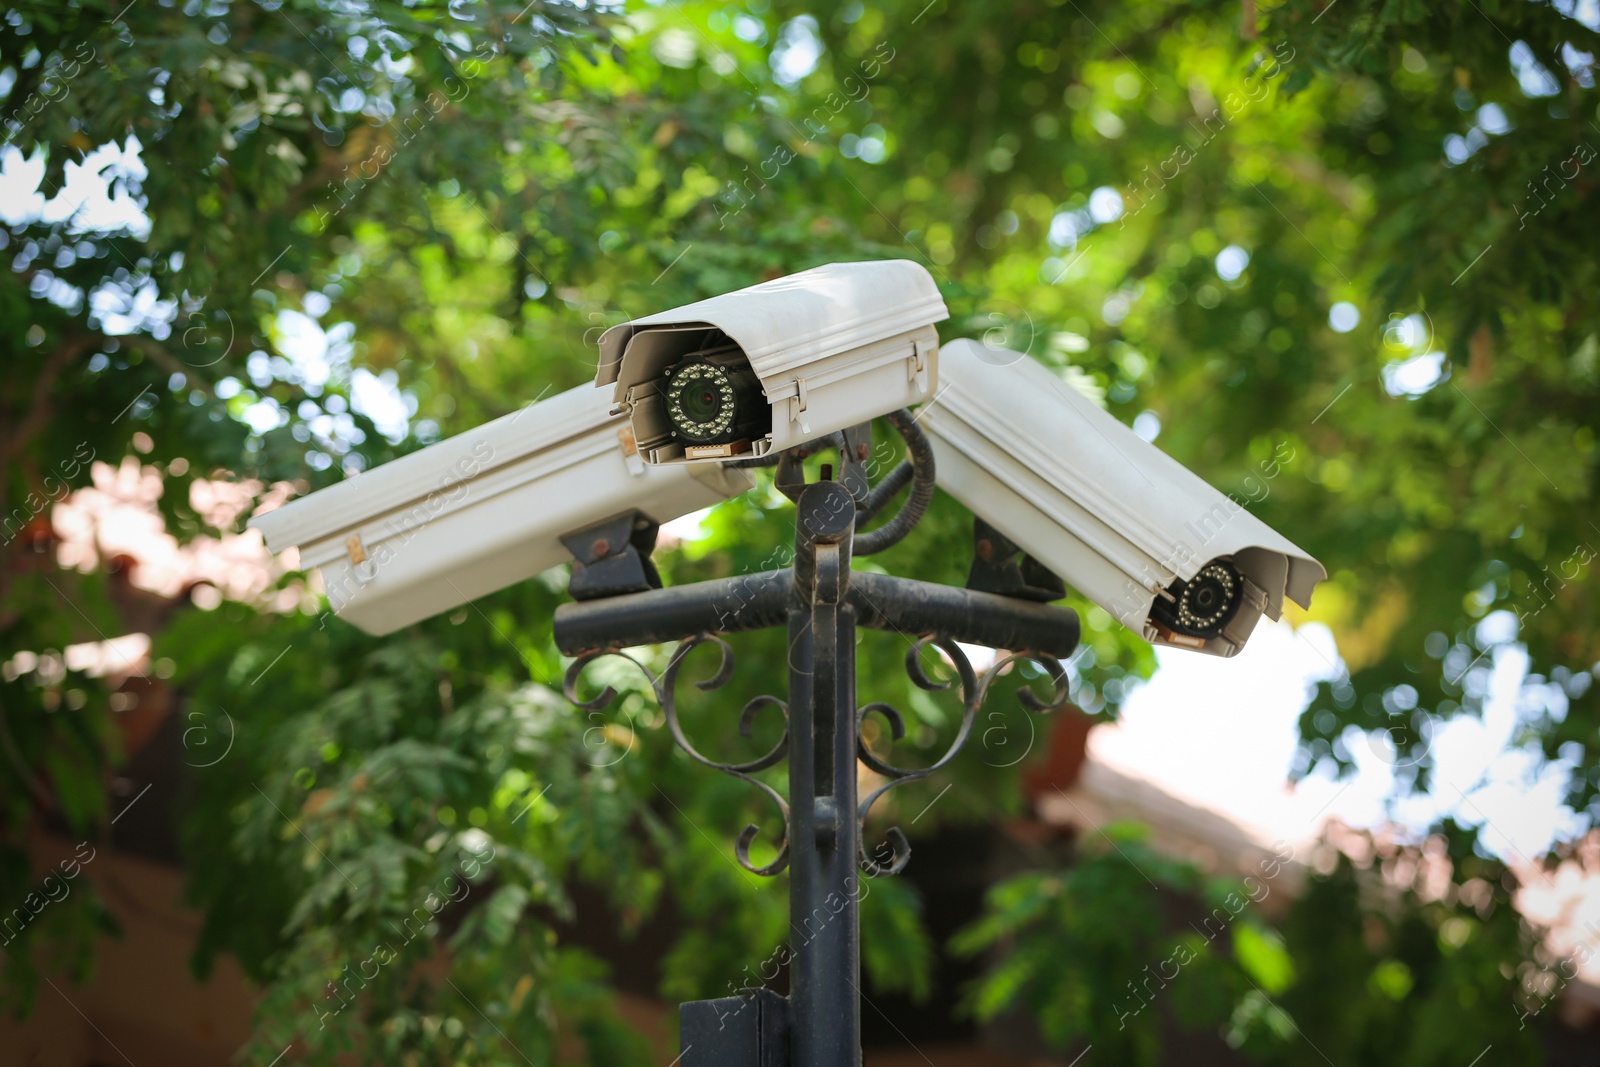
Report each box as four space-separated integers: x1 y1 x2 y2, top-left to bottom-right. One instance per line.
661 346 768 448
1149 559 1244 640
1172 561 1242 637
680 383 724 425
665 363 737 442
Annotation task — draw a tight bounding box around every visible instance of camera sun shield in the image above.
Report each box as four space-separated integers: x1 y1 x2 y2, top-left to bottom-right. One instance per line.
249 384 754 636
921 339 1325 658
596 260 949 464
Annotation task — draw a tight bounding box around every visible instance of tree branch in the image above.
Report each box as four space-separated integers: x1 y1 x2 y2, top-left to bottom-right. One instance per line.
1 331 96 467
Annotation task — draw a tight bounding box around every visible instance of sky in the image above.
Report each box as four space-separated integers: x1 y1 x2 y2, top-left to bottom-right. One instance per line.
1101 616 1586 863
0 142 417 452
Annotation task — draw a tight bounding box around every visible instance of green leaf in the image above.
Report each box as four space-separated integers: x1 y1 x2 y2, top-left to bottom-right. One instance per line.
1234 922 1295 995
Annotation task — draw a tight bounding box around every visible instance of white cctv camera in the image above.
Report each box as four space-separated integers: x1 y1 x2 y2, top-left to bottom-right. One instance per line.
249 384 753 636
920 339 1325 657
596 259 948 464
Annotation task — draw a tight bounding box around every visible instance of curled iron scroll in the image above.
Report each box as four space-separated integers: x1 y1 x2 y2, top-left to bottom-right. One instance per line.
564 634 791 876
856 637 1070 876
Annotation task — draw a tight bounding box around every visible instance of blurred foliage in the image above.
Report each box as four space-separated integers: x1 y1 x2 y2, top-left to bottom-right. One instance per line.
952 823 1269 1064
958 824 1549 1065
2 0 1597 1062
1241 834 1544 1067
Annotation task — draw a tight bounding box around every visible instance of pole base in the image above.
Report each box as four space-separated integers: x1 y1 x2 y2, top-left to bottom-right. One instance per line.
679 988 790 1067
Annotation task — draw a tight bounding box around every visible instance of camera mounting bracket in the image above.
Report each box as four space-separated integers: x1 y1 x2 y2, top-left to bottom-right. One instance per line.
966 515 1067 603
560 510 663 602
772 422 873 505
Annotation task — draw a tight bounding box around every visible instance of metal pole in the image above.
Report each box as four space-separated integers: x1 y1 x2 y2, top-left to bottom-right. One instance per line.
571 451 1079 1067
788 481 860 1067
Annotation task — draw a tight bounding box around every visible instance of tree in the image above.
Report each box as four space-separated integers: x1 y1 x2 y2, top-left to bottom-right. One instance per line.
2 0 1595 1063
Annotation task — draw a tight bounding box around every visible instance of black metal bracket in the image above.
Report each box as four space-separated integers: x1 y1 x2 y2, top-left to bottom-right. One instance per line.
559 510 662 601
965 516 1066 603
837 422 873 504
554 569 1079 658
772 423 872 504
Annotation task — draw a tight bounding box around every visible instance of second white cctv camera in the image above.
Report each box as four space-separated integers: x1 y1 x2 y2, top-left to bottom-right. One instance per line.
596 259 948 464
921 339 1325 657
249 384 753 636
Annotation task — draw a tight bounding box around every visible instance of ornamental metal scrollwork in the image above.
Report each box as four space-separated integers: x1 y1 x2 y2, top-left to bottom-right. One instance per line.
855 637 1070 876
564 633 791 877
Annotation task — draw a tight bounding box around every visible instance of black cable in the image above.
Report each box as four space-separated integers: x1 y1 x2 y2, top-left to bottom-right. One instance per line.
721 414 931 555
852 408 934 556
856 459 912 524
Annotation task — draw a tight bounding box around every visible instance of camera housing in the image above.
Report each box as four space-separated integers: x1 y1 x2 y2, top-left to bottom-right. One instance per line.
249 384 753 635
596 260 948 463
921 339 1325 657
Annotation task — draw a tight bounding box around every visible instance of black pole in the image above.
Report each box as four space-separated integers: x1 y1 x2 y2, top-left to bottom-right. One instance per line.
569 435 1080 1067
788 480 861 1067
